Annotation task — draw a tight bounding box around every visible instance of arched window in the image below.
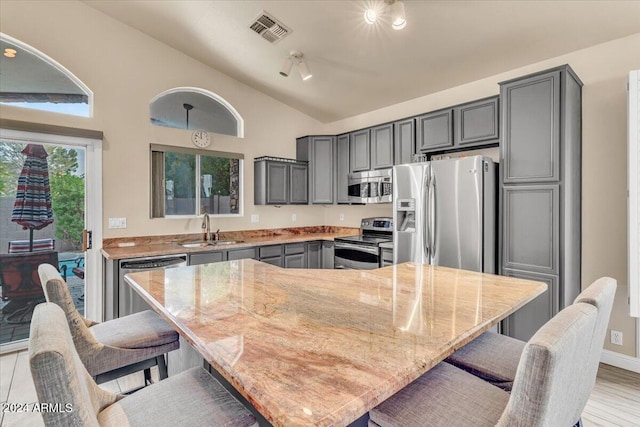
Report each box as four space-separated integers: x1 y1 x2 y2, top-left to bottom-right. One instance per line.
0 33 92 117
149 87 244 138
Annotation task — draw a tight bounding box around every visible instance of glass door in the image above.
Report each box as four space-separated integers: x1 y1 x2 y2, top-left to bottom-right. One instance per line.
0 138 88 350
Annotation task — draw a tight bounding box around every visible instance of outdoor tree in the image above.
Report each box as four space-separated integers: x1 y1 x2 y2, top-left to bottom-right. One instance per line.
0 142 84 249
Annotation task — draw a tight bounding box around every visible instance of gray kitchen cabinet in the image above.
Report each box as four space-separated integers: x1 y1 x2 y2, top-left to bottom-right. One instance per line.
380 247 393 267
297 136 335 204
416 109 453 152
258 244 284 267
322 241 334 269
394 118 415 165
499 65 582 341
189 250 225 266
289 163 309 204
284 242 306 268
336 133 351 204
371 123 394 169
502 72 560 183
501 269 558 342
285 253 306 268
306 241 322 268
350 129 371 172
502 185 559 274
261 256 283 267
454 96 499 147
254 159 308 205
227 247 257 261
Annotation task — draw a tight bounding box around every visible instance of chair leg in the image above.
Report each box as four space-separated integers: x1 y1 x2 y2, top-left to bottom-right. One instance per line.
143 368 152 386
157 355 168 380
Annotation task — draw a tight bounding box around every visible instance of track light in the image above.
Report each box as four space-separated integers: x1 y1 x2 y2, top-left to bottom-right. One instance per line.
280 51 312 81
390 0 406 30
280 57 293 77
364 0 407 30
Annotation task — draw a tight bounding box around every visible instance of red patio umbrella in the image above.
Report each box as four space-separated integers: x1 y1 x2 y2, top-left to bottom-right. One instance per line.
11 144 54 251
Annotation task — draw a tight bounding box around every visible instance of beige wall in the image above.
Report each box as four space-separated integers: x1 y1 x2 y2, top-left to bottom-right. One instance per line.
0 0 331 236
323 34 640 357
1 1 638 357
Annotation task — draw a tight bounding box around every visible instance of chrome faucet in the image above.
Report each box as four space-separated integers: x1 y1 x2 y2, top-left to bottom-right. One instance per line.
202 213 211 241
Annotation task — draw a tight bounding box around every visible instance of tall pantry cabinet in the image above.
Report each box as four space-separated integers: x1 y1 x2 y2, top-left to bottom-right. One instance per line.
499 65 583 341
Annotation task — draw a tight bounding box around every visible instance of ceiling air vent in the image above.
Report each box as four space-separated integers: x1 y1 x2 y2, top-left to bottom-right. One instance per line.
249 11 291 44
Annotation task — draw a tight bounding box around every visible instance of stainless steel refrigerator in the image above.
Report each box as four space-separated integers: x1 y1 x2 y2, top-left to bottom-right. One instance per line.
393 156 496 273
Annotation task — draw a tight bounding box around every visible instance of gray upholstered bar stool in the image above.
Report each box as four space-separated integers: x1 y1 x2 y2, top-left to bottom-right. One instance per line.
37 263 179 385
445 277 616 391
29 303 257 427
368 279 616 427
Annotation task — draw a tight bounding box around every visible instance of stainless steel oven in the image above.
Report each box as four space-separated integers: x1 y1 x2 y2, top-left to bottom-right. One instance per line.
347 169 392 204
334 217 393 270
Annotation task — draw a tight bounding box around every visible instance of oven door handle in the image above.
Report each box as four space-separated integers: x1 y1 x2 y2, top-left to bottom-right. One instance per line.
334 241 380 255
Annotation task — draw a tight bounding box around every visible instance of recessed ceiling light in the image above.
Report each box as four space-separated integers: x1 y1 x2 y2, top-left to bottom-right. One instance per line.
4 48 17 58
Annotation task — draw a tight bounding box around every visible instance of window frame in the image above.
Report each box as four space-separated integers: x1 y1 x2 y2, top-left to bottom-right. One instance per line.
150 144 244 219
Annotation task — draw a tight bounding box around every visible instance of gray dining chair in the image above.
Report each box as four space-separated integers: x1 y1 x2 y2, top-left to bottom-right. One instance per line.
445 277 616 391
29 302 257 427
37 263 179 385
368 278 616 427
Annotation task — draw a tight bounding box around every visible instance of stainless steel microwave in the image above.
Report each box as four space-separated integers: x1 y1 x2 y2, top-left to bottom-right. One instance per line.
347 169 392 204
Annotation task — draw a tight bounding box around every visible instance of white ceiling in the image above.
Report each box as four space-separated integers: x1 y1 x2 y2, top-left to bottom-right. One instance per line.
84 0 640 123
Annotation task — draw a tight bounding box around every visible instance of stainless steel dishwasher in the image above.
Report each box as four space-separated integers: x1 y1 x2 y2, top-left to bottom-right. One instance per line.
118 254 187 318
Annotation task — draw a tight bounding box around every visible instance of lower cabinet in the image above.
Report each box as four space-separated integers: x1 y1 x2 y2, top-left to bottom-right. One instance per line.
284 243 307 268
307 241 322 268
380 247 393 267
187 241 336 270
322 241 334 269
501 268 558 341
189 251 225 266
227 247 257 261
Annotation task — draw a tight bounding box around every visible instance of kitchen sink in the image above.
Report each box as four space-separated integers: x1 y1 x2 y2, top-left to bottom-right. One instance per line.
180 240 241 248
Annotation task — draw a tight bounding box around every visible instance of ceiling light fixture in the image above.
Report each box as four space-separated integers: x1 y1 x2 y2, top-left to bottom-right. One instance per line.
280 51 312 81
4 48 17 58
363 0 407 30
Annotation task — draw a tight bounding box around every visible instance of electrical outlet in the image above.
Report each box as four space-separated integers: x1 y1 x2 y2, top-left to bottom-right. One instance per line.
339 213 345 221
610 330 623 346
291 213 297 222
251 214 259 223
108 217 127 229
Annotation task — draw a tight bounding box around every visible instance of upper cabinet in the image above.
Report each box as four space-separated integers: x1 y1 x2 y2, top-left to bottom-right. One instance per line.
416 109 454 152
454 96 499 147
297 136 336 204
502 72 561 183
336 134 351 204
394 118 415 165
371 123 394 169
254 158 308 205
350 129 371 172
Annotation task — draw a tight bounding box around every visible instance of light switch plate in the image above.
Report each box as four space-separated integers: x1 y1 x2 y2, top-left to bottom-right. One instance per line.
292 213 297 222
339 213 345 221
108 217 127 229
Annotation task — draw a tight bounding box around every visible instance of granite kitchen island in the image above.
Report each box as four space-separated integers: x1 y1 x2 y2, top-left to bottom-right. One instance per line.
125 260 546 427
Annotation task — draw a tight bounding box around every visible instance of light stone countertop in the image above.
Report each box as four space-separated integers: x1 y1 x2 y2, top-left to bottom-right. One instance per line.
125 259 546 427
101 230 359 260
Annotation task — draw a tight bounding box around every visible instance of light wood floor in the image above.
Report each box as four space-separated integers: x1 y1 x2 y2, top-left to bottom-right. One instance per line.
1 350 639 426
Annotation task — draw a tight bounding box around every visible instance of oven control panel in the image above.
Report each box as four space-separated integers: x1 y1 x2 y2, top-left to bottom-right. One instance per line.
361 217 393 232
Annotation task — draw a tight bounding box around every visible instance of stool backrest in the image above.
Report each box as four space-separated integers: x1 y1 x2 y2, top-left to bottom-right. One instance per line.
498 302 597 426
38 264 102 360
29 303 119 426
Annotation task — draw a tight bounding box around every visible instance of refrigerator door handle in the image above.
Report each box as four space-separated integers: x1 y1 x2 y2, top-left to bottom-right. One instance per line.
423 172 430 261
429 172 436 262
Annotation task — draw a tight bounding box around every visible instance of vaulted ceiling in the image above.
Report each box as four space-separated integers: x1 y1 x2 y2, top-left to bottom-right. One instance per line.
84 0 640 123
